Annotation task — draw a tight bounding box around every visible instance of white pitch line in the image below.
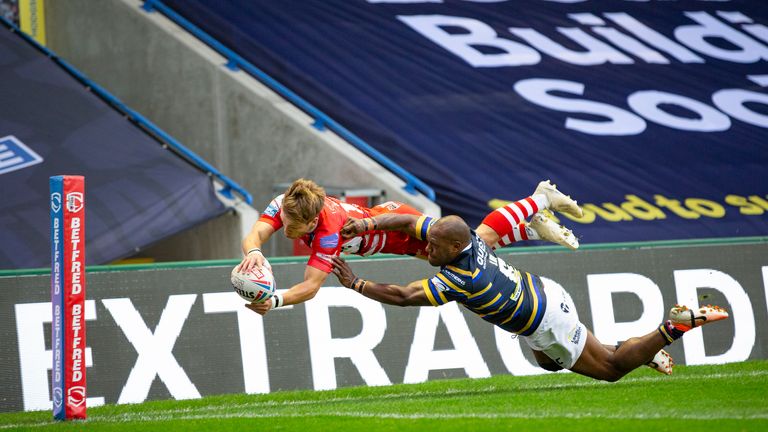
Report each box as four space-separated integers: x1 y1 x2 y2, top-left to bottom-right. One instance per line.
110 411 768 422
3 410 767 429
109 369 768 417
3 370 766 429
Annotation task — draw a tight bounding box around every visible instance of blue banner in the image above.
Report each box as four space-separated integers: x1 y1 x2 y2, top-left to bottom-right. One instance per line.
0 21 227 269
162 0 768 243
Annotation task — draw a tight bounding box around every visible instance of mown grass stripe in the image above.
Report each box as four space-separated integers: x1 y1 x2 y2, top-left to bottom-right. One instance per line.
1 364 765 430
3 410 767 429
91 370 768 415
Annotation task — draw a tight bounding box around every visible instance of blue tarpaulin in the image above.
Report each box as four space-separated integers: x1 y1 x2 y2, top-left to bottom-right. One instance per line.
0 23 228 269
160 0 768 243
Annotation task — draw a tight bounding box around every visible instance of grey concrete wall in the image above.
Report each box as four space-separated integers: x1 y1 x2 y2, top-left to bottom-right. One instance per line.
44 0 439 259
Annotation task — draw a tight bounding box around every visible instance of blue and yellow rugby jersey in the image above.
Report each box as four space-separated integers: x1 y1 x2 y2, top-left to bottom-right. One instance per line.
421 230 548 336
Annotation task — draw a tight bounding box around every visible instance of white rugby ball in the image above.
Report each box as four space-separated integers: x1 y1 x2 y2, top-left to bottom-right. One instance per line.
231 259 276 302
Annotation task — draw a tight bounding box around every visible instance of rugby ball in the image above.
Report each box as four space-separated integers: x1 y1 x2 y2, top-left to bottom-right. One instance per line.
231 259 275 302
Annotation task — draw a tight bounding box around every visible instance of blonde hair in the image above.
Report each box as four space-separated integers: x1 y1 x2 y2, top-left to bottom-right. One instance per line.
282 179 325 237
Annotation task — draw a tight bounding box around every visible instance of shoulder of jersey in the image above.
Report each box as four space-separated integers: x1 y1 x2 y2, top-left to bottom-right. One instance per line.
263 194 284 217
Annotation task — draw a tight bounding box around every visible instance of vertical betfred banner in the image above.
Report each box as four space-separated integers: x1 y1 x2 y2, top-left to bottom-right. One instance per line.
50 175 86 420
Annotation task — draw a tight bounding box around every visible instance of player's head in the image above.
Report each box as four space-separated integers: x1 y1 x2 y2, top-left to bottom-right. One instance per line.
425 215 471 266
281 178 326 239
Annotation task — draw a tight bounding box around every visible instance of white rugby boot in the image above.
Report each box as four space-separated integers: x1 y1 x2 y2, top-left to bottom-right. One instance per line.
534 180 584 218
646 349 673 375
668 304 729 331
527 212 579 250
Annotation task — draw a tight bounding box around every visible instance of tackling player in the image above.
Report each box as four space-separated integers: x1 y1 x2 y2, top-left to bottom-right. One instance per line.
331 215 729 381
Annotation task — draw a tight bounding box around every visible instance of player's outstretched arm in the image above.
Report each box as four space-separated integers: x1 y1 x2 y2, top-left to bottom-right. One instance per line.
246 265 328 316
331 256 431 306
340 213 422 239
237 221 276 272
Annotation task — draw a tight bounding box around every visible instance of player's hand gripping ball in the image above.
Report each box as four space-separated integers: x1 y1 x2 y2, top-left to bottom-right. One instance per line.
231 258 276 302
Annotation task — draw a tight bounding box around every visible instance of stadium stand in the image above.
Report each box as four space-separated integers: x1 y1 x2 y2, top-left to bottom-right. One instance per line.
149 0 767 243
43 0 440 258
0 16 254 269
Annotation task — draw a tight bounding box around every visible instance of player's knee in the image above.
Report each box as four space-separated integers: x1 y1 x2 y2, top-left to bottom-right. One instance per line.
532 350 564 372
599 362 626 382
536 359 564 372
475 224 500 247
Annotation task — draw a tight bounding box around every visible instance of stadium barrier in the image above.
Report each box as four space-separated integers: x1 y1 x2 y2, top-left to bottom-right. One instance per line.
1 238 766 412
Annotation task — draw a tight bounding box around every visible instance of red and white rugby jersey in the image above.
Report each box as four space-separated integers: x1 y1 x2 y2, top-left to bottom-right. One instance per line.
340 201 430 258
259 195 358 272
259 196 430 268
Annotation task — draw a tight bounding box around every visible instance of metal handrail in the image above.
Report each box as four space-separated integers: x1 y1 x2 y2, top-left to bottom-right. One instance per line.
141 0 436 201
0 15 253 204
4 235 767 276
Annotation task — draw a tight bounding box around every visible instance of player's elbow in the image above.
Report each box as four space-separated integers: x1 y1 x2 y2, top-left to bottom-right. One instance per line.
391 297 411 307
381 290 413 307
397 293 424 307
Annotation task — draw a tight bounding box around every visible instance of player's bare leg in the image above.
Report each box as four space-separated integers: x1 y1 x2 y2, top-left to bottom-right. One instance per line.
569 305 727 381
569 329 667 381
609 343 674 375
533 344 672 375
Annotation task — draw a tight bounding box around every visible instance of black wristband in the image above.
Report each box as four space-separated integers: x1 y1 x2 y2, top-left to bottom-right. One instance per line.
351 277 367 293
361 218 377 232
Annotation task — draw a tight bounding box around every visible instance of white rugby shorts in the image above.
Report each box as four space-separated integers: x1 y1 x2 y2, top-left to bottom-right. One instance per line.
521 281 588 369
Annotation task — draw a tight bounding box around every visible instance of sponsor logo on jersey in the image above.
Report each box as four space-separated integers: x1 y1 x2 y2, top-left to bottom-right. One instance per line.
0 135 43 175
264 195 283 217
264 201 279 217
476 238 488 267
319 233 339 249
341 237 362 254
561 302 570 313
510 283 522 302
383 201 401 210
444 270 466 287
316 252 338 263
568 325 583 345
430 276 449 292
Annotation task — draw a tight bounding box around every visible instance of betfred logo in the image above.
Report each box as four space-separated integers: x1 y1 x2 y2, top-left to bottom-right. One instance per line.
67 386 86 408
66 193 84 213
51 193 62 213
53 388 63 408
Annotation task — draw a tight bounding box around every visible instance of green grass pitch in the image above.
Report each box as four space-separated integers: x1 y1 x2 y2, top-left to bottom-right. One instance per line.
2 360 766 431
